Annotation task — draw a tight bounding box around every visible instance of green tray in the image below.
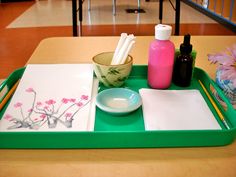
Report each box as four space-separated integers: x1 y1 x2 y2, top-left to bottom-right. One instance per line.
0 65 236 148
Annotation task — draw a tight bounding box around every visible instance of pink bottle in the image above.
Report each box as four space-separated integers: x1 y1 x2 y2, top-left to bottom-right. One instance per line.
148 24 175 89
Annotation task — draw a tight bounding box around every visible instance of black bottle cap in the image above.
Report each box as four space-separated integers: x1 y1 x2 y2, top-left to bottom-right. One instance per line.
180 34 192 54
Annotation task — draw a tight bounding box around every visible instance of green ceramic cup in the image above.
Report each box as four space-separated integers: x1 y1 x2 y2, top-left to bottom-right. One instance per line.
92 52 133 87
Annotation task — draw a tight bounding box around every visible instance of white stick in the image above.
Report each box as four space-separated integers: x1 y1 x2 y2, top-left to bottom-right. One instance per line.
113 35 135 65
120 41 135 64
111 33 127 65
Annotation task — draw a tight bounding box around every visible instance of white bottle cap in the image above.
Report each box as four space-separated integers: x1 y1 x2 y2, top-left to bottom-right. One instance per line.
155 24 172 40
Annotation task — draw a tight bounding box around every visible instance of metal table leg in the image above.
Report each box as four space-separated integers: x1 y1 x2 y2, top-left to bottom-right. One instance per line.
113 0 116 16
79 0 82 36
138 0 140 10
175 0 180 35
159 0 163 24
88 0 91 11
159 0 180 35
72 0 83 36
72 0 77 36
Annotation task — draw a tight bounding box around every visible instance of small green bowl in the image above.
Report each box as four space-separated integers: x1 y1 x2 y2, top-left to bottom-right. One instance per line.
92 52 133 87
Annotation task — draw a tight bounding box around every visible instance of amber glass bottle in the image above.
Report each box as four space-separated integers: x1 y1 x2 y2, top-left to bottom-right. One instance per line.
173 34 193 87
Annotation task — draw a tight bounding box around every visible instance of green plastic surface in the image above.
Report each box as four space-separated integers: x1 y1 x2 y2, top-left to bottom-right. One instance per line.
0 65 236 149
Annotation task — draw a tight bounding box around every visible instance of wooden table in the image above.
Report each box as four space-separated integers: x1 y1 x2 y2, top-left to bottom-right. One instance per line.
1 36 236 177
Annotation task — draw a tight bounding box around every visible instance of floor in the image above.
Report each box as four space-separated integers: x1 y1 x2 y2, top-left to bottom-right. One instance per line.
0 0 235 79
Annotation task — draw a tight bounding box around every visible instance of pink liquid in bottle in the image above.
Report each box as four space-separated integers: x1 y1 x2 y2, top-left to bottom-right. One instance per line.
148 24 175 89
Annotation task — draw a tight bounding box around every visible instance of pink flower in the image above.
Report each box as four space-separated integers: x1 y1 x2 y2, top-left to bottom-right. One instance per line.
25 87 34 93
40 114 46 119
81 95 89 100
76 102 83 107
45 99 56 105
44 106 49 110
28 108 33 112
61 98 69 104
65 112 72 118
36 102 42 106
70 98 76 102
65 113 73 121
4 114 12 120
14 102 22 108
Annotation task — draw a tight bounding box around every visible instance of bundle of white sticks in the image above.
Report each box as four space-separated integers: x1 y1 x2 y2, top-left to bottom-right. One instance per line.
111 33 136 65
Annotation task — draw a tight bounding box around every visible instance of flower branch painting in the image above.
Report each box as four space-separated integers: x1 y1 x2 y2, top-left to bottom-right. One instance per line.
0 64 95 132
4 87 90 130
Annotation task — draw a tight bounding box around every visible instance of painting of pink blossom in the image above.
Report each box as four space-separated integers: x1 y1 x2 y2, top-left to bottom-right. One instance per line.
0 64 97 132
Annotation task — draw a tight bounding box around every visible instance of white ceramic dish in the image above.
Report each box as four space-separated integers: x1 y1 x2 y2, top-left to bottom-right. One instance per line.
96 88 142 115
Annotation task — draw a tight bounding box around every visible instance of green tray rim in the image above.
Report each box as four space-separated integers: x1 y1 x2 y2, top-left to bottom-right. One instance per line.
0 65 236 149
